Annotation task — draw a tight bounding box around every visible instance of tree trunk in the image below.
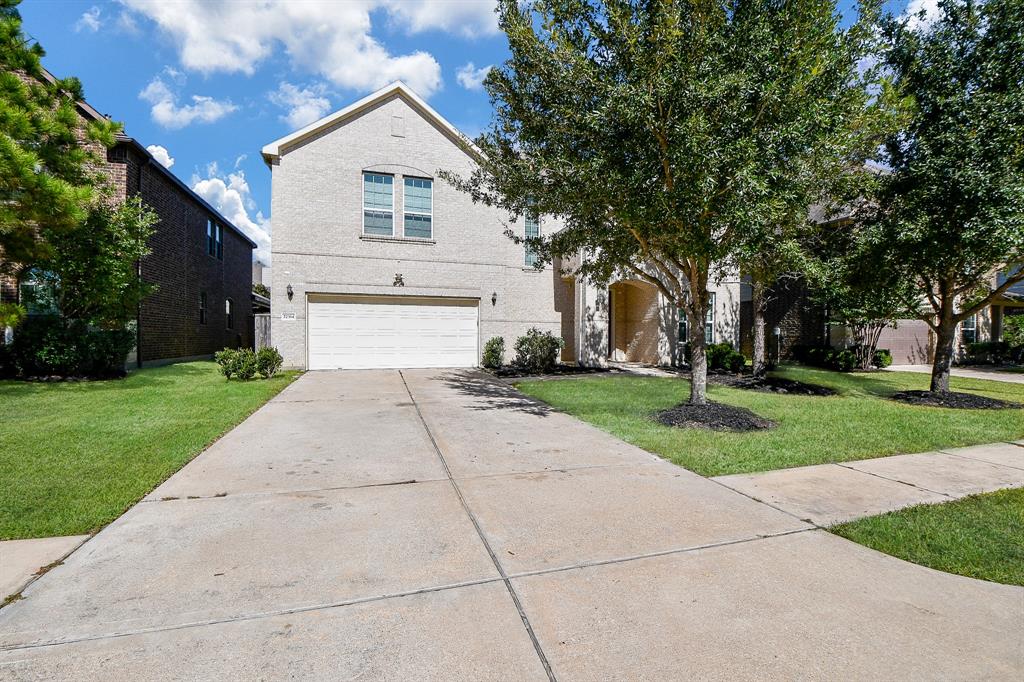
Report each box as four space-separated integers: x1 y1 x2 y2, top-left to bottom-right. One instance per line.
751 278 768 377
931 316 957 393
688 297 708 406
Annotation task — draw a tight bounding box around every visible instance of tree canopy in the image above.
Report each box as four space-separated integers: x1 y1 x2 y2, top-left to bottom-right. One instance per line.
445 0 886 403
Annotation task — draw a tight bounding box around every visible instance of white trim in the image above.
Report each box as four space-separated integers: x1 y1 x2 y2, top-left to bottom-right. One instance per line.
262 81 482 165
402 176 433 240
361 171 395 237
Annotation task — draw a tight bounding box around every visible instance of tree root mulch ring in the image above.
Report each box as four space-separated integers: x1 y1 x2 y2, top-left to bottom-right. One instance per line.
491 365 611 379
656 401 776 432
891 390 1021 410
711 375 837 396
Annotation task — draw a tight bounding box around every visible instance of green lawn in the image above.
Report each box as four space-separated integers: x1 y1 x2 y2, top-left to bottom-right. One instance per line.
831 488 1024 586
516 367 1024 476
0 362 297 540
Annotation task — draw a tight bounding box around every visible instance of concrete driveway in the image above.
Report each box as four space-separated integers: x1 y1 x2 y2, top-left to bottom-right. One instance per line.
1 370 1021 680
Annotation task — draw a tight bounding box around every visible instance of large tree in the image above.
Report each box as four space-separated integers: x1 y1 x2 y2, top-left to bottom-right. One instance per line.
446 0 883 404
866 0 1024 392
0 0 117 272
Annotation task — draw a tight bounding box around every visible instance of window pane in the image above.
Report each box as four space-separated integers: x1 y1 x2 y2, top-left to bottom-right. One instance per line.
525 213 540 266
363 173 393 211
364 210 393 235
404 177 432 212
705 292 715 344
404 213 432 239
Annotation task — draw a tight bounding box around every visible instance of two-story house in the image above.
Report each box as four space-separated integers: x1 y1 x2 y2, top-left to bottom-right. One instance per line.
261 82 741 371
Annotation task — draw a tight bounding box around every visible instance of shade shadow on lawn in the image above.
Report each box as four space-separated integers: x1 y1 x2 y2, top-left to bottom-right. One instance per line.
515 367 1024 477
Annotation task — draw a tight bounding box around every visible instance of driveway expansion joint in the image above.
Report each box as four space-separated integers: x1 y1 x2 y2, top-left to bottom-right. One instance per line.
834 462 956 500
399 370 558 682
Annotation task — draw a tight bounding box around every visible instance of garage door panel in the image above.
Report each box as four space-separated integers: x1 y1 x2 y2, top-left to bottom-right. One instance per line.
308 297 479 370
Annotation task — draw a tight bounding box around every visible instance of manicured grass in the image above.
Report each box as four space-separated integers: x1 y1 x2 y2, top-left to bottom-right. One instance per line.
516 366 1024 476
0 362 297 540
831 488 1024 586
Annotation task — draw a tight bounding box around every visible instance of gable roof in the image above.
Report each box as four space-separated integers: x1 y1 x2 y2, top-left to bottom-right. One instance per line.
261 81 482 166
39 67 256 249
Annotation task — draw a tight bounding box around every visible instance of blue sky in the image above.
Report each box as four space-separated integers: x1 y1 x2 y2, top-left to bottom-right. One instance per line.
19 0 922 264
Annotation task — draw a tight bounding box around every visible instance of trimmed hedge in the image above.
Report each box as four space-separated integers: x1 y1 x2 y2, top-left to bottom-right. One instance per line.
2 316 133 379
215 346 283 380
482 336 505 369
513 328 564 374
706 342 745 373
793 344 892 372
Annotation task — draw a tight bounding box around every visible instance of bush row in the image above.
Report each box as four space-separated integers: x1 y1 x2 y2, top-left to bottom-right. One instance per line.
964 341 1022 365
0 316 133 379
792 345 892 372
215 347 283 380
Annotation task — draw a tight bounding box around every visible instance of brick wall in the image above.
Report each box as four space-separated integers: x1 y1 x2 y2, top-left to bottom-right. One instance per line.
740 278 827 360
119 145 253 363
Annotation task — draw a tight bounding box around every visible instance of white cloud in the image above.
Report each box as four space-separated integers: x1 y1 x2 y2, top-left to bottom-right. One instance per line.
115 11 140 35
383 1 498 39
903 0 939 31
268 82 332 130
191 167 272 265
146 144 175 169
75 6 102 33
119 0 448 98
139 76 238 129
456 62 492 91
234 154 247 169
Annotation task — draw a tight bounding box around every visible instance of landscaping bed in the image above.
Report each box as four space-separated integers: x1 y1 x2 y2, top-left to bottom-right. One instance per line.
891 390 1020 410
515 367 1024 476
0 361 297 540
656 401 774 432
710 374 837 396
831 488 1024 586
491 364 610 379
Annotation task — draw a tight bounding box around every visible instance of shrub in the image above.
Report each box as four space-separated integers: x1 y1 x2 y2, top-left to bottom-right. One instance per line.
513 328 564 374
234 349 258 380
706 342 745 373
873 348 893 369
794 344 889 372
214 348 239 378
256 346 283 378
964 341 1011 365
1004 316 1024 350
7 316 133 378
482 336 505 369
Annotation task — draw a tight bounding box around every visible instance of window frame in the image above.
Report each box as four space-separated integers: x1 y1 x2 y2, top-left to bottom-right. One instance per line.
215 224 223 260
960 313 977 345
524 211 541 267
206 220 215 257
199 291 207 325
225 298 233 330
677 291 716 346
402 176 433 239
362 172 395 237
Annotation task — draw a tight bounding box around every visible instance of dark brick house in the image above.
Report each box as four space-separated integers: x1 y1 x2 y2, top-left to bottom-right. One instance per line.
0 72 255 366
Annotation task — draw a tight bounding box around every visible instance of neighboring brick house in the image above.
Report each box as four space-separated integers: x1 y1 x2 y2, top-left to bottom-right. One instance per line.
262 81 740 370
0 71 255 366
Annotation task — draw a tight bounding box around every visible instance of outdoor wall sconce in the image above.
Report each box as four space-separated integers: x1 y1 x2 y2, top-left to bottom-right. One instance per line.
286 284 293 301
491 292 498 306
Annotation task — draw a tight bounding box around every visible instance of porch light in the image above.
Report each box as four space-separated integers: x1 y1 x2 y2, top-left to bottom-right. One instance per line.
286 284 294 301
491 292 497 306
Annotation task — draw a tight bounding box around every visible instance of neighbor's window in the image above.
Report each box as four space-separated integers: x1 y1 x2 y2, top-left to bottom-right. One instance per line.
225 298 233 330
363 173 394 236
961 314 977 345
524 212 540 267
403 177 432 239
199 292 207 325
215 224 223 260
18 269 58 316
206 220 215 256
705 292 716 344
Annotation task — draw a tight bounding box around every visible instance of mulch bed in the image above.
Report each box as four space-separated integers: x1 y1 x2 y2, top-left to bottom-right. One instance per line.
491 365 611 379
890 390 1021 410
656 401 776 432
709 374 837 396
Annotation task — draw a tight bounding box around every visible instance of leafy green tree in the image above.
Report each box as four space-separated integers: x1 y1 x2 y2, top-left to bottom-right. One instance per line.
0 0 118 272
253 282 270 298
864 0 1024 392
444 0 884 404
37 196 158 328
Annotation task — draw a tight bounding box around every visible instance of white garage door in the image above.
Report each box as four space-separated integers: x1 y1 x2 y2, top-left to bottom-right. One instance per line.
307 295 479 370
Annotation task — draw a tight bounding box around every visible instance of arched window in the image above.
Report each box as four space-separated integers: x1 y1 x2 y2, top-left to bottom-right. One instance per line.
225 298 233 330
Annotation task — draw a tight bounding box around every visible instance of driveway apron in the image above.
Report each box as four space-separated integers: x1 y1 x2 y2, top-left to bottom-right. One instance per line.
0 369 1021 680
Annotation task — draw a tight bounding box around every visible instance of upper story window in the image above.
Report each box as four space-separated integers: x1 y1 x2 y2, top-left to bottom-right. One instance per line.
215 224 223 260
225 298 233 330
403 177 433 239
524 212 540 267
363 173 394 236
206 220 215 256
960 314 977 345
199 291 207 325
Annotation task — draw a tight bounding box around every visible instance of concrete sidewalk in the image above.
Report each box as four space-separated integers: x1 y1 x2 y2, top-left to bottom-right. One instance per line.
0 536 89 604
715 442 1024 525
888 363 1024 384
0 370 1021 679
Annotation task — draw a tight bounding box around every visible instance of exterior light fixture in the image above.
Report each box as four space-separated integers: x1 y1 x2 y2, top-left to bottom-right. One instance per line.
286 284 294 300
491 292 497 306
